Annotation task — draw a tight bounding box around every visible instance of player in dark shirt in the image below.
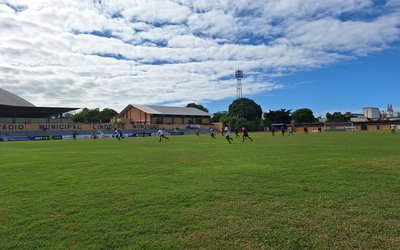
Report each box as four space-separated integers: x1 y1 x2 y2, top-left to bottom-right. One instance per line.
242 126 253 142
304 126 309 135
235 128 240 138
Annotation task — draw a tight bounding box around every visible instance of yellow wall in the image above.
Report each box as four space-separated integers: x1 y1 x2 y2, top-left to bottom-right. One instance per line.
212 123 224 132
367 124 391 132
121 106 150 123
183 117 192 124
202 118 210 124
381 124 391 131
163 117 173 124
293 126 322 133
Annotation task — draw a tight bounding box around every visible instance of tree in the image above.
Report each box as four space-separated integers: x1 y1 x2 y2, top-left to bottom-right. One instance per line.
326 112 351 123
211 111 227 122
233 117 260 130
291 108 317 124
99 108 118 123
86 108 100 123
228 98 262 122
71 108 118 123
262 109 291 127
186 103 209 113
220 113 237 125
71 108 91 123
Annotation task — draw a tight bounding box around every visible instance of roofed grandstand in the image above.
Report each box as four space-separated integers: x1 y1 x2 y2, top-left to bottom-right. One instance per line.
0 88 78 120
0 88 215 141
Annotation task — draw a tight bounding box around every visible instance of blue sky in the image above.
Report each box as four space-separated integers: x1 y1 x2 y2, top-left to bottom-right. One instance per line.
0 0 400 117
214 47 400 117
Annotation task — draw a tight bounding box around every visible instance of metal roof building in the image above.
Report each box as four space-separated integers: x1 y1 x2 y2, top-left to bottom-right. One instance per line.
0 88 35 107
119 104 211 125
0 88 78 119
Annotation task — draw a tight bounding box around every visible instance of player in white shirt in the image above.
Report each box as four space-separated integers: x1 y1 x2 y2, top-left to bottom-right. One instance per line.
157 128 169 142
288 126 294 136
391 124 396 134
114 128 121 140
224 125 233 144
209 127 216 139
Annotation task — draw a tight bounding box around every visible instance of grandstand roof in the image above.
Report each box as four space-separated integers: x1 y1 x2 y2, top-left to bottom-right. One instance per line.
120 104 211 116
0 88 78 118
0 88 35 107
0 104 78 118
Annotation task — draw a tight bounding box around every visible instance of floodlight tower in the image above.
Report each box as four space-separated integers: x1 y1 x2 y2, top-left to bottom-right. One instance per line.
235 69 243 99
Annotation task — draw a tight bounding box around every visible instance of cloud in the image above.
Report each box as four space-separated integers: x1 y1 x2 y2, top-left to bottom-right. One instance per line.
167 35 217 48
0 0 399 112
285 15 400 55
386 0 400 8
188 10 237 39
259 0 372 18
107 0 192 24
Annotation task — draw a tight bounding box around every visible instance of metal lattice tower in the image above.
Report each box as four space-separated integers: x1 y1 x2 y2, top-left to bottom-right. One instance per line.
235 69 243 99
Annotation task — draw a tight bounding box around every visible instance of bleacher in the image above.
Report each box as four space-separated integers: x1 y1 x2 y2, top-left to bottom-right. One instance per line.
0 127 215 139
0 121 221 142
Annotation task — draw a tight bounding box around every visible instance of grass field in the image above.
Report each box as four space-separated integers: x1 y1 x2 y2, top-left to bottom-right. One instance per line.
1 132 399 249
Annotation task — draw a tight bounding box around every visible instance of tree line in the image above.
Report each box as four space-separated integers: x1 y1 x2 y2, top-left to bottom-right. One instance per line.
67 108 118 123
68 98 350 127
209 98 351 129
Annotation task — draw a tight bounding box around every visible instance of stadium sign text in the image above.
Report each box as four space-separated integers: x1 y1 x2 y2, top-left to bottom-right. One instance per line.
1 124 25 130
39 124 82 130
0 123 124 131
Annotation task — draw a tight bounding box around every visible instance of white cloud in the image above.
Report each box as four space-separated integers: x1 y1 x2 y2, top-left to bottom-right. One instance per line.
118 0 192 24
386 0 400 8
285 15 400 55
168 35 217 48
0 0 399 112
259 0 372 18
188 10 237 39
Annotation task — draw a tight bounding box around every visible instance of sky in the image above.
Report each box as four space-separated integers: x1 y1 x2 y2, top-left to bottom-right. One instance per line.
0 0 399 117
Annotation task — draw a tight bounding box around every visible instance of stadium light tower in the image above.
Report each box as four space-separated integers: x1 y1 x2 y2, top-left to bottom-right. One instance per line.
235 69 243 99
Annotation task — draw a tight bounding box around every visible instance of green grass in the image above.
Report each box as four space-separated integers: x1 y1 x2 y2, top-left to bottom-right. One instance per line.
1 132 399 249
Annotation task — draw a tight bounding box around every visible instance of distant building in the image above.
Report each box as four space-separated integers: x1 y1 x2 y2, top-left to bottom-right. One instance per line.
363 107 380 119
344 112 364 118
387 104 394 117
350 113 367 122
351 116 368 122
118 104 211 125
385 104 399 118
380 104 399 119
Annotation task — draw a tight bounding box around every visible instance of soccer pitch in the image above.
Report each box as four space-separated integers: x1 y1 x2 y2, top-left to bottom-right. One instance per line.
1 132 399 249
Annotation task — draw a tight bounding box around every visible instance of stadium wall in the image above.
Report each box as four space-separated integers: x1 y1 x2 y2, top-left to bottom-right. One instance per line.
0 123 124 132
289 123 399 132
0 123 218 132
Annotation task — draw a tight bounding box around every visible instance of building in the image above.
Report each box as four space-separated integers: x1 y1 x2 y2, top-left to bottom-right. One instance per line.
118 104 211 125
382 104 399 118
387 104 394 117
0 88 78 123
363 107 380 119
344 112 364 118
